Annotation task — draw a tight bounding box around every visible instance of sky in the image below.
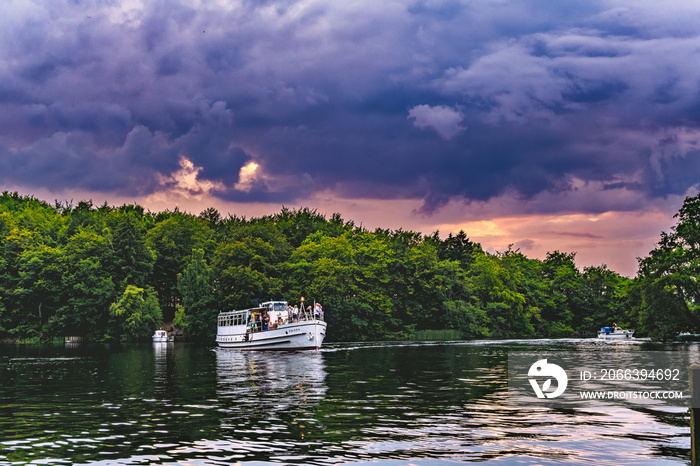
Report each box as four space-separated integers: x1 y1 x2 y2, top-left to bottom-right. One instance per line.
2 0 700 277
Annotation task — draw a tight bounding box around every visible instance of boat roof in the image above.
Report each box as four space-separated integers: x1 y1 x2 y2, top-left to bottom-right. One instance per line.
218 301 290 316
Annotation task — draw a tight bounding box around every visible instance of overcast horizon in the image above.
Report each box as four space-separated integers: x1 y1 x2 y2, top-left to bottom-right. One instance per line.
3 0 700 277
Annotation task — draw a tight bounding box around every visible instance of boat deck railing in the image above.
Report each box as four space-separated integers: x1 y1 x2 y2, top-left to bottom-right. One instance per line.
247 313 324 333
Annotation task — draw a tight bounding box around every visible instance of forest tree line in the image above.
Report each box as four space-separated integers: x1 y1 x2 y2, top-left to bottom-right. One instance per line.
0 190 698 343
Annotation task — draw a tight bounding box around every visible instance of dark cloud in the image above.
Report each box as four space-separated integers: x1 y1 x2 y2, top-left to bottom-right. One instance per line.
514 239 537 251
20 61 58 84
1 0 700 215
407 0 465 19
550 232 604 239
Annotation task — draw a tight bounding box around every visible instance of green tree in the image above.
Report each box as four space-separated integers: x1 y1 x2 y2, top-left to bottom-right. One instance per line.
111 213 155 289
176 249 216 339
0 298 6 337
469 249 535 338
110 285 162 342
283 231 362 340
16 243 63 338
50 228 116 341
0 192 66 242
212 233 282 310
436 259 489 338
637 193 700 339
578 265 632 334
199 207 222 229
271 207 350 248
0 227 59 339
540 251 580 336
436 230 478 269
64 200 100 238
146 214 213 317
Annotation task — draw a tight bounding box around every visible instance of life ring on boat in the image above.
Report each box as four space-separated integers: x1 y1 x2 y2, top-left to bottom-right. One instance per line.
307 331 314 340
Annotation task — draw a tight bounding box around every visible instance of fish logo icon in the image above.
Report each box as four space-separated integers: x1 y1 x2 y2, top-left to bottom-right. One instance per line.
528 359 568 399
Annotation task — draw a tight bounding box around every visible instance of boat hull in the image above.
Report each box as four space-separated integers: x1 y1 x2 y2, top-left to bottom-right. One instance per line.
152 330 171 342
217 320 327 351
597 331 634 340
676 333 700 342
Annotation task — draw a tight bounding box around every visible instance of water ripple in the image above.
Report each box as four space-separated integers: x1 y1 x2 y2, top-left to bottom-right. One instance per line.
0 340 691 465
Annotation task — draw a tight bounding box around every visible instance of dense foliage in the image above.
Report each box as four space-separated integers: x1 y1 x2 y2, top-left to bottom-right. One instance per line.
0 191 698 342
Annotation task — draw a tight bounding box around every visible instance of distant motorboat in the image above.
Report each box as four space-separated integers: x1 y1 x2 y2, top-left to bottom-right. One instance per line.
597 326 634 340
216 300 326 351
676 332 700 342
152 330 172 342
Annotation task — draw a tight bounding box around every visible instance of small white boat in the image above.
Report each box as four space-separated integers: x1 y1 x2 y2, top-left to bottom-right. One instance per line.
597 326 634 339
216 301 326 351
152 329 172 342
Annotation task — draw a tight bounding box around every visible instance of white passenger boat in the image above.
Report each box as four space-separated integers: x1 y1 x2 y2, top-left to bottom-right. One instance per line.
216 301 327 350
597 326 634 340
152 329 172 342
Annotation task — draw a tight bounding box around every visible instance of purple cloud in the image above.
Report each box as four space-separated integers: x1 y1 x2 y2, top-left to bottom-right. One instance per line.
408 104 465 140
0 0 699 217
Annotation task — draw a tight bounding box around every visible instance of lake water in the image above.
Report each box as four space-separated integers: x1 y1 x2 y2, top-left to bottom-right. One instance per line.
0 339 693 465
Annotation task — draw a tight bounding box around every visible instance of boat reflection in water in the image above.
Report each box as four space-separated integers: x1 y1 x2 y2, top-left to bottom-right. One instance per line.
214 348 327 419
153 340 170 394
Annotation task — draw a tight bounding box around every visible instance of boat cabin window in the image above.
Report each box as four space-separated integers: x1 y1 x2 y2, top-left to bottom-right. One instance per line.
218 311 248 327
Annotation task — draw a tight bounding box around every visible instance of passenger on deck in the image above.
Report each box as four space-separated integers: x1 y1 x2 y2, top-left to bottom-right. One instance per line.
249 315 257 332
263 313 270 331
293 306 299 323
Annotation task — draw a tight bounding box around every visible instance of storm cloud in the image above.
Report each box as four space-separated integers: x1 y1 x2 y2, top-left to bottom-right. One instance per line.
2 0 700 216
